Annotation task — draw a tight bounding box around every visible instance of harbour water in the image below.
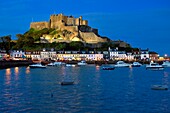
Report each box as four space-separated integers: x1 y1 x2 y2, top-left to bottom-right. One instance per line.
0 65 170 113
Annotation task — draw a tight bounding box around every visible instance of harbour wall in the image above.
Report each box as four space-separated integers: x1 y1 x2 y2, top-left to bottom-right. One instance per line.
0 60 34 69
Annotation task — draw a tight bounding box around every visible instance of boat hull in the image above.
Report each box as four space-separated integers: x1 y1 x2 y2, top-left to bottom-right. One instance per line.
102 67 115 70
29 66 46 68
29 64 46 68
146 67 164 70
151 85 168 90
61 81 74 85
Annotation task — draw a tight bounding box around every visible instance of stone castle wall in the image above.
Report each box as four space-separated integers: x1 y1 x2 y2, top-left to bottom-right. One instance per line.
30 22 49 30
30 13 108 44
30 14 88 30
80 31 107 43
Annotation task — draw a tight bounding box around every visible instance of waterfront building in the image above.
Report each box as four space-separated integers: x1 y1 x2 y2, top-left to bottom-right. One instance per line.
140 49 149 60
118 51 127 60
109 49 119 60
31 51 41 61
56 51 103 61
0 50 7 60
108 47 129 60
25 51 32 60
40 48 56 60
149 51 159 61
132 50 141 60
126 52 134 61
10 50 25 60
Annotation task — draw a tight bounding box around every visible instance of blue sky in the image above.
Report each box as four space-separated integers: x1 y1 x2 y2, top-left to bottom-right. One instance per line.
0 0 170 56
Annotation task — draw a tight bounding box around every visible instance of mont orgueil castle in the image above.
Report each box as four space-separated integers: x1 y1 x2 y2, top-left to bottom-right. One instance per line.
30 13 111 45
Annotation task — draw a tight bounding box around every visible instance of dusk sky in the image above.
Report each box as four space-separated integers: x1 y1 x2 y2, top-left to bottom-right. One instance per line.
0 0 170 56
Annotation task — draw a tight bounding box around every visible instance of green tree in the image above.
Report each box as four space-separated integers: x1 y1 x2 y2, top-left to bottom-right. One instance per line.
55 42 67 51
0 35 11 55
69 41 84 50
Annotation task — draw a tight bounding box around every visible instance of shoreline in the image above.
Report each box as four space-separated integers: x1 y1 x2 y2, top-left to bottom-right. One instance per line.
0 60 163 69
0 60 34 69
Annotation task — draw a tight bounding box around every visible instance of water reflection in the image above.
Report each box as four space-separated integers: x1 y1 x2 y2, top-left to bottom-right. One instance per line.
5 68 11 85
26 66 30 74
95 65 100 71
14 67 19 75
162 71 169 85
126 67 135 102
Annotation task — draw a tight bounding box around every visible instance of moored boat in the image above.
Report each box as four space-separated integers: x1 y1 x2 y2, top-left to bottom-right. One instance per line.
131 62 142 67
47 62 55 66
61 81 74 85
77 60 87 66
29 63 46 68
151 85 168 90
102 66 115 70
114 61 130 67
146 62 164 70
162 61 170 67
53 62 66 66
66 64 76 67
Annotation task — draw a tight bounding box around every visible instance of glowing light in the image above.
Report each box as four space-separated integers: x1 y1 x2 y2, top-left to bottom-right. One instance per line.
5 68 11 85
14 67 19 75
6 68 11 76
26 66 30 74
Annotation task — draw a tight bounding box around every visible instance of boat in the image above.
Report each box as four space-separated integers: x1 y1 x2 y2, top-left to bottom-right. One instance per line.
162 61 170 67
77 60 87 66
61 81 74 85
47 62 55 66
114 61 130 67
151 85 168 90
102 66 115 70
29 63 46 68
66 64 76 67
146 62 164 70
131 62 142 67
53 62 66 66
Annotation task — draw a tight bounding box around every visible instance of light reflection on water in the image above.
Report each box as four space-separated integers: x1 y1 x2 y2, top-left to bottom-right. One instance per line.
25 66 30 74
0 65 170 113
5 68 11 85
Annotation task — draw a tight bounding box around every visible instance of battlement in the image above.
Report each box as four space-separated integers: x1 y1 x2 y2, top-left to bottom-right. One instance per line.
30 13 108 44
30 21 49 30
30 13 88 30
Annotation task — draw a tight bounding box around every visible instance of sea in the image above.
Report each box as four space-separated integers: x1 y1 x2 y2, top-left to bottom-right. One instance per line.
0 64 170 113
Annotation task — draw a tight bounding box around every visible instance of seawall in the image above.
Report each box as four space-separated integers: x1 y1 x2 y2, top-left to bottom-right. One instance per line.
0 60 34 69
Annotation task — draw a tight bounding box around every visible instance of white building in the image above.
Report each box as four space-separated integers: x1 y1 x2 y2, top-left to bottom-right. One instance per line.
31 51 41 60
56 51 103 61
118 51 127 60
10 50 25 60
109 50 119 59
40 48 56 60
140 49 149 60
126 52 134 61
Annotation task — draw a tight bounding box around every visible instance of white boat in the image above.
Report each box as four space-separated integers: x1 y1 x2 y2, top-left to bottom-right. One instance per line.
114 61 130 67
146 62 164 70
53 62 66 66
131 62 142 67
47 62 55 66
162 61 170 67
29 63 46 68
77 61 87 66
66 64 76 67
151 85 168 90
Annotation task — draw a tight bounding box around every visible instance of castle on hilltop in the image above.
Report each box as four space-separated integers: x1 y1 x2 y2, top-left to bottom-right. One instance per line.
30 13 109 44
